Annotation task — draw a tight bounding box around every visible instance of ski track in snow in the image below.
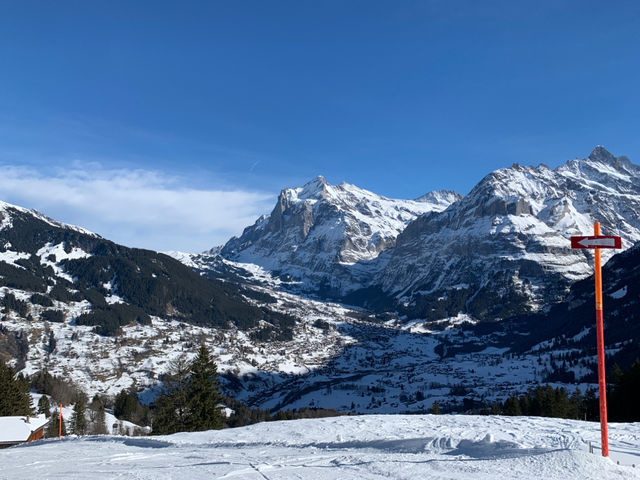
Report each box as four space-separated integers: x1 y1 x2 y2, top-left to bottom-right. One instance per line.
0 415 638 479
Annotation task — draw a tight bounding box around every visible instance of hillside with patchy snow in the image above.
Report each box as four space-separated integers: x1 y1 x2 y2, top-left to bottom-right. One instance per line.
1 415 638 479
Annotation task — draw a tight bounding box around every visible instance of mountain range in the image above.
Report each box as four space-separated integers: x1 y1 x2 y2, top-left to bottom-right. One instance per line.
1 145 639 413
212 146 640 321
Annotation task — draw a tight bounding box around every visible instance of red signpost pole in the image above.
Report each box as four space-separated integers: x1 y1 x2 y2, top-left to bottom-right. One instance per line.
593 222 609 457
59 404 62 440
570 225 621 457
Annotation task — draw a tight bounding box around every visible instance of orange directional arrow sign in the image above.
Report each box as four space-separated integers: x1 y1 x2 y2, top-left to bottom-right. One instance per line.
570 235 621 249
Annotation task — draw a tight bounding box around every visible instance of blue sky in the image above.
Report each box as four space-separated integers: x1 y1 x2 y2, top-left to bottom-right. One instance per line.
1 1 640 251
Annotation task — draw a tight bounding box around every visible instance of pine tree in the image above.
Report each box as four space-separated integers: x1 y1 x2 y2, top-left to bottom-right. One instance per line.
88 395 108 435
45 406 67 438
609 358 640 421
114 389 137 421
38 395 51 417
430 401 441 414
70 396 88 435
0 361 33 416
151 356 191 435
47 331 57 354
502 396 522 416
609 363 623 385
568 388 585 420
186 345 223 431
113 389 149 425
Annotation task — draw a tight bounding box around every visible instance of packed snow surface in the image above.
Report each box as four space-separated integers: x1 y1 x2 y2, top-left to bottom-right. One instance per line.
1 415 639 479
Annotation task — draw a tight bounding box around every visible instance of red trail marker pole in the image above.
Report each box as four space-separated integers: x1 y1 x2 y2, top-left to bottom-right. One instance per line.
571 223 622 457
593 222 609 457
59 404 62 440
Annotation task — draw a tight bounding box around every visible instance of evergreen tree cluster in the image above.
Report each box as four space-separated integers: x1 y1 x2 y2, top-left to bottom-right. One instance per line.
70 395 88 435
497 360 640 422
88 395 109 434
30 293 53 307
39 393 108 437
0 360 33 416
500 385 595 419
62 250 269 334
0 260 48 293
249 309 296 342
152 345 223 434
30 370 83 406
608 359 640 422
1 292 29 317
76 304 151 336
37 395 51 416
41 309 65 323
218 395 345 428
114 389 150 426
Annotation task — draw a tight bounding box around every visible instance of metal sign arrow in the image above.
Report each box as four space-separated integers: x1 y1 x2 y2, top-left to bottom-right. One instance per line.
570 235 622 249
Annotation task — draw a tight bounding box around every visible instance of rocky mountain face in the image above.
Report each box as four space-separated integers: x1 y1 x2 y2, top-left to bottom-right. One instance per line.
375 146 640 320
221 176 461 295
216 147 640 321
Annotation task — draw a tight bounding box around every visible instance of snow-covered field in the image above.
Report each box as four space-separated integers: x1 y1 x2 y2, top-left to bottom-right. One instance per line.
1 415 639 479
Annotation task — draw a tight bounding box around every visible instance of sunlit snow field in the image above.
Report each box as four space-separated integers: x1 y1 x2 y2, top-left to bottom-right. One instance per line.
1 415 639 479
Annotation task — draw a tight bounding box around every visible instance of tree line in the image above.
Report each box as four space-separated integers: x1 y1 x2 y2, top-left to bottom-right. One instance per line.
491 359 640 422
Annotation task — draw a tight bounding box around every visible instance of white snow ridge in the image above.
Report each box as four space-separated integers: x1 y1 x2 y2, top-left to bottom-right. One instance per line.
1 415 639 479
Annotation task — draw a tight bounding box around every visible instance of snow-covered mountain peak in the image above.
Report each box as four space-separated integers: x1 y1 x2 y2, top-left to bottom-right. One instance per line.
0 199 96 236
211 147 640 321
221 177 461 293
377 147 640 320
415 190 464 207
285 175 330 203
588 145 616 163
558 147 640 196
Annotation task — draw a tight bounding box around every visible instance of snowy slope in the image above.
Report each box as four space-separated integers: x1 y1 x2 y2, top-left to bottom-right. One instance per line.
1 415 639 479
221 176 461 294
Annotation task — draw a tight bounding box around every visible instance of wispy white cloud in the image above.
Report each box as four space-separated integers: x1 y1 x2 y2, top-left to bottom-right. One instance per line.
0 163 275 252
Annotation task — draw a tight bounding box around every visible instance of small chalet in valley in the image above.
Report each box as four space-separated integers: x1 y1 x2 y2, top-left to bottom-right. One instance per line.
0 415 49 448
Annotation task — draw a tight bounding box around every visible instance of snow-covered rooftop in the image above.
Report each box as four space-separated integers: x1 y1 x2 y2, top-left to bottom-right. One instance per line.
0 415 49 444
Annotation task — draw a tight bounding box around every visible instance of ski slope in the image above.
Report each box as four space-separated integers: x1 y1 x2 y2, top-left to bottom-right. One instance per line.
1 415 639 479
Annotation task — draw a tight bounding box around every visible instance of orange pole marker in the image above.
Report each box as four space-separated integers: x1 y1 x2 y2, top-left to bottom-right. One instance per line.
593 222 609 457
570 224 621 456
